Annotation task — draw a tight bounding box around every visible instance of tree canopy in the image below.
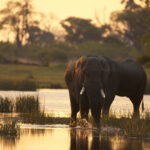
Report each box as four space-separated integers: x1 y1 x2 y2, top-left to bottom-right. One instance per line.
61 17 110 43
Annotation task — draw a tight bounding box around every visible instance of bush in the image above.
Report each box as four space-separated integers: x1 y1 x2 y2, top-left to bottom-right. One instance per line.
136 55 150 65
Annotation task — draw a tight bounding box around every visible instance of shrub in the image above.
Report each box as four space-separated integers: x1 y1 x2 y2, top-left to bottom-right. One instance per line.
136 55 150 65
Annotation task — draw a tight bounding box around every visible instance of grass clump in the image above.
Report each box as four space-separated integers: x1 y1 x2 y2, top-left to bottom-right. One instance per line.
15 96 39 113
101 113 150 138
0 97 13 113
0 121 20 136
19 112 70 124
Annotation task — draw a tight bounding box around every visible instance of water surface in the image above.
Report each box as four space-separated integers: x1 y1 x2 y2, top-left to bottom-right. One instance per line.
0 125 150 150
0 89 149 117
0 89 150 150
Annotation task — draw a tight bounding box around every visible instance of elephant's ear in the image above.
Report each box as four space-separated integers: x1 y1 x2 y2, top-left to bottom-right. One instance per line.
74 56 87 84
75 56 86 73
64 62 75 91
101 57 111 88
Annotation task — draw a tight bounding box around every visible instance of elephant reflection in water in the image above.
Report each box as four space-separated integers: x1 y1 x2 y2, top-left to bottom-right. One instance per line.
69 129 143 150
70 129 88 150
69 129 112 150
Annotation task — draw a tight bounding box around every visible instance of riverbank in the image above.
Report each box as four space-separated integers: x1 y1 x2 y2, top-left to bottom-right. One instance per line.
1 114 150 138
0 63 66 90
0 63 150 93
0 94 150 138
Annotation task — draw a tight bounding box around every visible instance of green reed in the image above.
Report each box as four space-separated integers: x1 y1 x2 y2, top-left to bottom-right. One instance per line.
0 121 20 136
15 96 39 113
100 112 150 138
0 97 13 113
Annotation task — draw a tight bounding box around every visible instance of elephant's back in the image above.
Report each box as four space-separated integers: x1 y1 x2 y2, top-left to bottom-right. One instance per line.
120 60 146 78
117 60 147 96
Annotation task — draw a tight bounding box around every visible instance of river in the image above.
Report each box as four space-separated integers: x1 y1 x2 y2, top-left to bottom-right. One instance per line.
0 89 150 150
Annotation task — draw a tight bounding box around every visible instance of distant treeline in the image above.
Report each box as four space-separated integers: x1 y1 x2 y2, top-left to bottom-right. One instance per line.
0 0 149 66
0 41 138 66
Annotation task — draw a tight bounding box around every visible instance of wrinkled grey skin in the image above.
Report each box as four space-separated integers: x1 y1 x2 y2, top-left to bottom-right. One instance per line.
64 56 147 128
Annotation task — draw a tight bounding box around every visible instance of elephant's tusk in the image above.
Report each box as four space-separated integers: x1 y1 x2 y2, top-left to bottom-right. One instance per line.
100 89 105 98
80 86 85 95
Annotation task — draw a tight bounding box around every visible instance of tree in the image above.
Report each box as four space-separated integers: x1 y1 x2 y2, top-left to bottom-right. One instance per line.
0 0 37 48
27 26 54 44
121 0 140 9
61 17 110 43
121 0 150 8
142 17 150 55
111 1 150 52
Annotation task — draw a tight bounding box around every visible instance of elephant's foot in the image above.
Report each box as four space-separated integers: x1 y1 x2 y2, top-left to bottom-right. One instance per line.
132 112 140 119
81 119 89 128
69 118 77 127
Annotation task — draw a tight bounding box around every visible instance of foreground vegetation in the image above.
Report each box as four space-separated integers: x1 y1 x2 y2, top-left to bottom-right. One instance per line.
101 114 150 138
0 96 150 138
0 121 20 136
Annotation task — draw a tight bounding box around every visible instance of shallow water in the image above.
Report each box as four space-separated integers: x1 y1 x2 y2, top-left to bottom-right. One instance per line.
0 89 150 150
0 89 150 117
0 125 150 150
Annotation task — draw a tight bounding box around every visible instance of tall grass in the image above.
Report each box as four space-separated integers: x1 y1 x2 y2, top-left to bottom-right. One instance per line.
0 96 40 113
101 113 150 138
0 121 20 136
15 96 39 113
0 97 13 112
19 112 70 124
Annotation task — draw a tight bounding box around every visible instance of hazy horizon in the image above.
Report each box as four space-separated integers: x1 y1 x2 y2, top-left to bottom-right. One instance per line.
0 0 124 22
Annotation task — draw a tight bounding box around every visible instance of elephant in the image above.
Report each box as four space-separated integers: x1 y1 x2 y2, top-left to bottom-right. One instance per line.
64 55 147 128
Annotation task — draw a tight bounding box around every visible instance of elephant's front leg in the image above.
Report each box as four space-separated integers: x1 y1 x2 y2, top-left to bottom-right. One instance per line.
69 93 79 127
102 92 115 116
79 94 89 127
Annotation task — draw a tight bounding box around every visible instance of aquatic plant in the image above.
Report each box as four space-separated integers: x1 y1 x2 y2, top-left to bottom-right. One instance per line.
0 121 20 136
100 112 150 138
0 97 14 112
15 96 39 113
19 111 70 125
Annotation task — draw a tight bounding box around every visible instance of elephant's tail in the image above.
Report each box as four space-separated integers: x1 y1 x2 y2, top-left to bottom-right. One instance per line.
142 99 144 112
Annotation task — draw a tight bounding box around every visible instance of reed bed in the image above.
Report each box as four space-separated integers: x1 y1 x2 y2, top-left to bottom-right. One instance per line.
0 121 20 136
0 97 13 112
0 95 150 138
15 96 39 113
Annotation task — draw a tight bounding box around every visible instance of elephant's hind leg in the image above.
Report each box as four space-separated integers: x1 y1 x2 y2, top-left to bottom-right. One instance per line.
129 94 143 118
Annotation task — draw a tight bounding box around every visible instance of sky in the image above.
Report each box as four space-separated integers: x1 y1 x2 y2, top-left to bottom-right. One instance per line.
0 0 124 41
33 0 123 22
0 0 123 22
